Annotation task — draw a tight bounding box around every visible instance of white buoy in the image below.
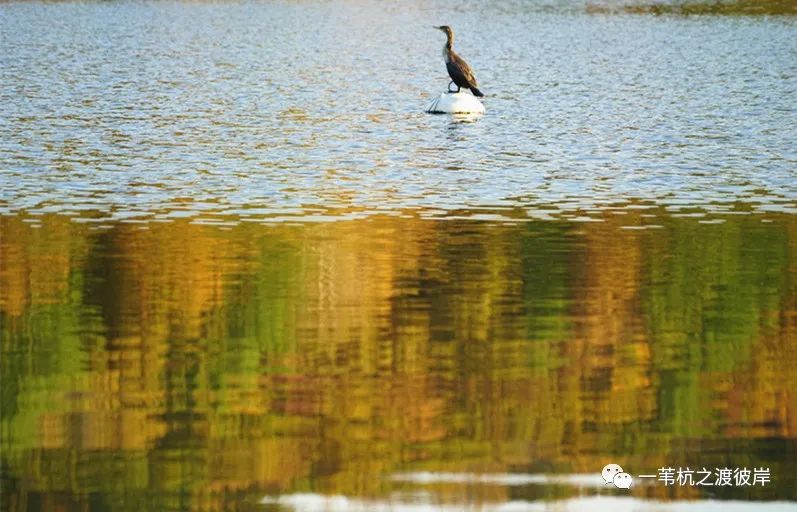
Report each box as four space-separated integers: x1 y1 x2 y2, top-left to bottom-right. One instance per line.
426 92 485 115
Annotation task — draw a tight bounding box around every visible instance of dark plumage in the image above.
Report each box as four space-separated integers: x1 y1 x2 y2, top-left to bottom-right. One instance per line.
435 25 484 97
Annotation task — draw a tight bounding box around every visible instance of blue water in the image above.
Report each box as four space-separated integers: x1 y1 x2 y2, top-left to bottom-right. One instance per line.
1 0 795 222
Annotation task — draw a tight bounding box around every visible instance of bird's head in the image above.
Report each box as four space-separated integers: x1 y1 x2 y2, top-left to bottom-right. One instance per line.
435 25 453 39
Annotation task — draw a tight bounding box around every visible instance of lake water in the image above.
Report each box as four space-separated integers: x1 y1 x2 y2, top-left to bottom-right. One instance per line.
1 1 796 511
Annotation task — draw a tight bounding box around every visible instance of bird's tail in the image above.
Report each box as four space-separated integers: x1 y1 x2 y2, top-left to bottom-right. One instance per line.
471 87 484 97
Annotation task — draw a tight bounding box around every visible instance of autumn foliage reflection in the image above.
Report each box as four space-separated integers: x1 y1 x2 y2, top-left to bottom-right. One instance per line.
1 211 796 510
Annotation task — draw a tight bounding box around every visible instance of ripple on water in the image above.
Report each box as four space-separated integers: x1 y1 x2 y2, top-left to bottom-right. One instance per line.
1 1 796 223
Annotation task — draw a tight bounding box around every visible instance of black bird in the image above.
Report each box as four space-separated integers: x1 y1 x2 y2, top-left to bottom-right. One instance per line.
435 25 484 97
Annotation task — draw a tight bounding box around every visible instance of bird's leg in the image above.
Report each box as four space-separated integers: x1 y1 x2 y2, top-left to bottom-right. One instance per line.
456 85 461 93
447 81 457 93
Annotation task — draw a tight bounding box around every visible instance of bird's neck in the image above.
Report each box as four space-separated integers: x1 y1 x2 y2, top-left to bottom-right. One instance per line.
443 35 453 62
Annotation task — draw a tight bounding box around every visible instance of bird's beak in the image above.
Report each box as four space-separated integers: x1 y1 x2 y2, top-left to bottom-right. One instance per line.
433 26 442 30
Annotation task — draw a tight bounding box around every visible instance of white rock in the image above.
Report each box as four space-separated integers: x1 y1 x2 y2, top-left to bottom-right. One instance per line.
426 92 485 114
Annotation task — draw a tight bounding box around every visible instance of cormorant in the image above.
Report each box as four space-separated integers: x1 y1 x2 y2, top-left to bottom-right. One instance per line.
435 25 484 97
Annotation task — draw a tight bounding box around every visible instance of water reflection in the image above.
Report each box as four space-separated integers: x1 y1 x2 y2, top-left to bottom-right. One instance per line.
2 211 795 510
261 494 797 512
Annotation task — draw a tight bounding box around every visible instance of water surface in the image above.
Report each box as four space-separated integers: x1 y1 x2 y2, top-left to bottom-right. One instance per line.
1 0 795 220
1 1 796 511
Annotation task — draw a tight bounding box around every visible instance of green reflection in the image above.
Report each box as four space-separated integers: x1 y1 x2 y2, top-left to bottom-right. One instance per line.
1 211 796 510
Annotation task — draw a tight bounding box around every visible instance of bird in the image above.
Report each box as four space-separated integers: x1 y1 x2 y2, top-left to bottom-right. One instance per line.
435 25 484 97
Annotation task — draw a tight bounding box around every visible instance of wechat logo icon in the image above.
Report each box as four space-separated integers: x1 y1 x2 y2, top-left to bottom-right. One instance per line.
601 463 633 489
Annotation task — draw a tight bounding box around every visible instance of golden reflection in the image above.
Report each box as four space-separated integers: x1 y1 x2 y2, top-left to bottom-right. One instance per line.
1 212 796 510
